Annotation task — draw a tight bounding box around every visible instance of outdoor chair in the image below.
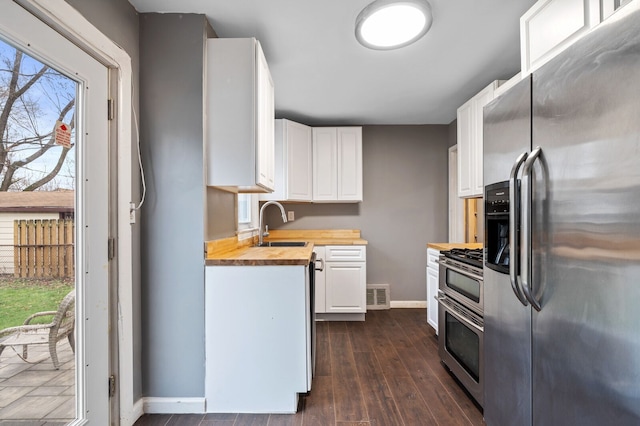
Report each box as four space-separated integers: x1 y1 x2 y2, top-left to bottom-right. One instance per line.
0 290 75 369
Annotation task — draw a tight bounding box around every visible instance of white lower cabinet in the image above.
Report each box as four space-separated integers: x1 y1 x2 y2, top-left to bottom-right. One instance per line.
426 248 440 333
326 262 366 313
315 245 366 319
205 264 311 413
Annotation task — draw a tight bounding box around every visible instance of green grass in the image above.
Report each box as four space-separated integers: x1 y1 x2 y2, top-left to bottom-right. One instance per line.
0 279 74 330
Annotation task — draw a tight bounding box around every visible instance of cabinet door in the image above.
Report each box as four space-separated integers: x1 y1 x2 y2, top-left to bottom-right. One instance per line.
286 120 313 200
602 0 633 20
207 38 275 192
313 246 326 314
337 127 363 201
472 84 495 196
312 128 338 201
325 262 366 313
457 99 474 197
521 0 600 75
427 266 439 333
458 82 498 198
256 41 275 190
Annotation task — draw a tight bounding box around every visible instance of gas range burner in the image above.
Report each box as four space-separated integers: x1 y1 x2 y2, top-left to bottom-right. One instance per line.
442 248 483 269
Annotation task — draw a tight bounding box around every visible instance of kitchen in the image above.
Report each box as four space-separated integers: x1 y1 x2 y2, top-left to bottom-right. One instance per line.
2 0 639 424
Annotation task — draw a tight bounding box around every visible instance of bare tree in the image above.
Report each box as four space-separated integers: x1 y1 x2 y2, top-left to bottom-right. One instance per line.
0 43 76 191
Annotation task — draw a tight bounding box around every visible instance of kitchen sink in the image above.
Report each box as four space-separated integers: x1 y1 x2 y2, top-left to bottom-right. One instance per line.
257 241 308 247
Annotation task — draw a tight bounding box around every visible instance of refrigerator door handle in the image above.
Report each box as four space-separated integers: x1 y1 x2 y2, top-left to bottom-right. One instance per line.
521 147 542 311
509 151 529 306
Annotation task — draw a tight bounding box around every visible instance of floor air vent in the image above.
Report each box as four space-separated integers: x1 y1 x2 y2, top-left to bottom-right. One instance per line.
366 284 390 310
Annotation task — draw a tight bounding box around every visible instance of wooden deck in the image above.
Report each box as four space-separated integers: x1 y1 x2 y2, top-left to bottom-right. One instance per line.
0 339 74 424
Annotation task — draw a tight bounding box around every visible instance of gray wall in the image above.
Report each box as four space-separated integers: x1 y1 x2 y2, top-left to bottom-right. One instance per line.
206 187 236 240
265 125 450 301
65 0 143 400
139 13 213 397
448 119 457 147
69 2 230 399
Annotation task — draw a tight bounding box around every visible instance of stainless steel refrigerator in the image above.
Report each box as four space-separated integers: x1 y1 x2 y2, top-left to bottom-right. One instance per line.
483 3 640 425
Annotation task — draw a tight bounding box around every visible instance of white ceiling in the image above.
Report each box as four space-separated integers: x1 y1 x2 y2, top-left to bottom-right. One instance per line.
128 0 536 125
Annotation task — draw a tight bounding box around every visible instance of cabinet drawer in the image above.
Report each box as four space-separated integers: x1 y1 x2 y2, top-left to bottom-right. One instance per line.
325 245 366 262
427 248 440 270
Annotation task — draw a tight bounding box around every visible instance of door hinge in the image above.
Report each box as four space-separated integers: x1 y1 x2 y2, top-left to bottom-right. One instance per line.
109 375 116 398
108 237 116 260
107 99 114 121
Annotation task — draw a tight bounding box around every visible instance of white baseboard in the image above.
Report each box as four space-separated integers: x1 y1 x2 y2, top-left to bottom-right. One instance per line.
315 312 365 321
142 397 206 414
390 300 427 308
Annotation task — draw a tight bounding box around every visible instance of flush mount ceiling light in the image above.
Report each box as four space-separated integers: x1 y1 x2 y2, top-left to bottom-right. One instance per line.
355 0 433 50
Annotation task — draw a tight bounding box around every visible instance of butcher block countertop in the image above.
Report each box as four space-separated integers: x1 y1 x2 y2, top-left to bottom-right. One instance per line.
206 229 367 266
427 242 483 251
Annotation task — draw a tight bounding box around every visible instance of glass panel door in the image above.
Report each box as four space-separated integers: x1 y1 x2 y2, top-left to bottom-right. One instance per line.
0 2 110 423
0 36 77 423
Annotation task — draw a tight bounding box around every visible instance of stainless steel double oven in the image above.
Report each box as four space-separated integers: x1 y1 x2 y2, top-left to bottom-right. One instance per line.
437 248 484 407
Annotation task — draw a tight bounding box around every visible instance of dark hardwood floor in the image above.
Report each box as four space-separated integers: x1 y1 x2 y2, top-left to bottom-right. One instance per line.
134 309 484 426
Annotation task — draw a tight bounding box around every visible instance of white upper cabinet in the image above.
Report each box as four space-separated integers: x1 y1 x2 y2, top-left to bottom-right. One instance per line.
312 127 363 202
457 100 474 197
206 38 275 193
312 127 338 201
602 0 633 20
261 119 313 202
520 0 600 76
256 44 275 191
337 128 363 201
457 81 501 198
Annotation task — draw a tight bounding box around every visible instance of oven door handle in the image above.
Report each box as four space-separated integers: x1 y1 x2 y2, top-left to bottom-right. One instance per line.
509 151 529 306
436 292 484 333
440 259 483 282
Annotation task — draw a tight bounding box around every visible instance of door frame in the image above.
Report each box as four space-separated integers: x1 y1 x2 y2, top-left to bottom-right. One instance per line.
15 0 137 423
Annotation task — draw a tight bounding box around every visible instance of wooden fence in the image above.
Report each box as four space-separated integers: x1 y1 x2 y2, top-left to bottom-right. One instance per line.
13 219 75 278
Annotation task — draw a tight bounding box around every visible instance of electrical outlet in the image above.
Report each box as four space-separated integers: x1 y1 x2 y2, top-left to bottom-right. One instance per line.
287 211 295 221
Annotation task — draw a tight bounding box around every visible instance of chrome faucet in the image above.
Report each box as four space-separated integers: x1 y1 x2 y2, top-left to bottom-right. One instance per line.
258 201 287 245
